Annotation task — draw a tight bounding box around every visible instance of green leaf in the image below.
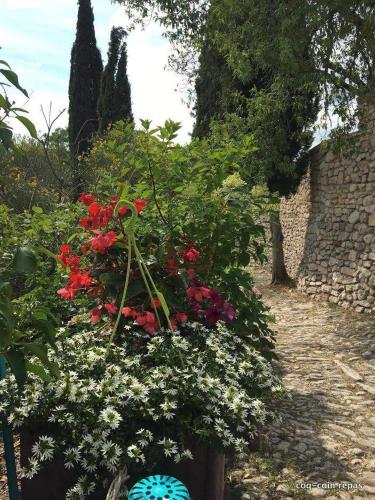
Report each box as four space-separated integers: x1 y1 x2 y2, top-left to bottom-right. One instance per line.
0 126 13 148
30 317 57 349
156 291 170 318
16 115 37 138
0 94 10 110
22 342 49 364
25 361 52 383
13 246 38 274
0 311 13 348
99 272 124 287
5 349 26 388
0 69 28 96
34 245 57 260
126 280 146 300
0 60 11 69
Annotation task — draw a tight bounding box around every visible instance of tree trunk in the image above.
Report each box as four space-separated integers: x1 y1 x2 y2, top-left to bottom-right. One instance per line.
270 210 292 285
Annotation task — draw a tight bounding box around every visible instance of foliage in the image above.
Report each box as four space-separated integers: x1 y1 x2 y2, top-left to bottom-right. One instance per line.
0 55 37 149
0 114 285 498
98 27 131 132
0 201 85 320
98 27 125 131
0 277 59 388
114 41 133 124
0 322 284 496
68 0 102 160
0 131 72 212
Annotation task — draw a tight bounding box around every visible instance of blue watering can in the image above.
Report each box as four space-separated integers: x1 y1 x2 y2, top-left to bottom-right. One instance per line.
128 475 190 499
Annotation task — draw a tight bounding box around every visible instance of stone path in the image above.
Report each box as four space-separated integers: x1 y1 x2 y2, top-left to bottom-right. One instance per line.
231 270 375 499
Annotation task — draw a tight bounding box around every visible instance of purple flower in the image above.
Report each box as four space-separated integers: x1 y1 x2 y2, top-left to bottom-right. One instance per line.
206 306 222 325
223 302 235 321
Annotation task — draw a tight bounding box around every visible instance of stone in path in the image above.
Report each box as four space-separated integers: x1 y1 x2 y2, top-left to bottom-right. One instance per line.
230 269 375 499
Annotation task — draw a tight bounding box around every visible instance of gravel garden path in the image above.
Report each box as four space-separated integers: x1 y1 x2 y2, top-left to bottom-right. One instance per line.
231 270 375 500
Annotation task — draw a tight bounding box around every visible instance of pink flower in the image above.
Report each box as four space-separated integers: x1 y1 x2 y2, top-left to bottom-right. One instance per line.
122 306 138 318
57 286 76 300
137 311 158 334
91 307 102 324
104 303 118 315
175 312 188 324
183 247 200 263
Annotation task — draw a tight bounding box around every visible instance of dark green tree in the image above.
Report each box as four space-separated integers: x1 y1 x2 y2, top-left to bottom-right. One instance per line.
68 0 102 157
98 27 126 131
114 41 133 123
193 5 319 283
69 0 102 199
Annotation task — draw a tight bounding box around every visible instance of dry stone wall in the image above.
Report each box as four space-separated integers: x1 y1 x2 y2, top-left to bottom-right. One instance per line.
280 132 375 314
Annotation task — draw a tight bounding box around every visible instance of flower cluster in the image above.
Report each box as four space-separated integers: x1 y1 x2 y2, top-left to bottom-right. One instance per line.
0 322 284 498
56 193 235 337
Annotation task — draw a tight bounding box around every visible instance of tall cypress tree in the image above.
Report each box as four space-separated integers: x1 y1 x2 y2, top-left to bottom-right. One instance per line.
98 27 126 132
68 0 102 159
114 41 133 123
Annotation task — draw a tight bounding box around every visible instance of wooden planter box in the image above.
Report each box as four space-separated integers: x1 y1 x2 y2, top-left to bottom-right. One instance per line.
158 440 225 500
21 429 259 499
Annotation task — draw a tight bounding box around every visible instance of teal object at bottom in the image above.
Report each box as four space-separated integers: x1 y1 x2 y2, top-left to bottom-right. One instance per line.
128 475 190 499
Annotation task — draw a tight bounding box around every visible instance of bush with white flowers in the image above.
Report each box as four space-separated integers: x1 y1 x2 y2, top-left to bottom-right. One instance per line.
0 320 283 498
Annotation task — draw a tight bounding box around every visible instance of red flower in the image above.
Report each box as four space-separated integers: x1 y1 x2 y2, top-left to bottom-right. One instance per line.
187 269 195 279
81 245 88 254
57 286 76 300
91 307 102 324
122 306 138 318
79 217 92 229
187 286 211 302
118 206 129 218
206 306 222 325
59 245 72 254
69 270 92 289
137 311 158 334
151 298 161 308
56 254 80 270
166 258 178 275
110 195 119 207
89 231 117 253
79 203 114 230
88 202 101 217
183 247 200 263
104 303 118 315
79 193 96 206
175 312 188 324
134 199 148 213
209 289 223 307
170 319 178 331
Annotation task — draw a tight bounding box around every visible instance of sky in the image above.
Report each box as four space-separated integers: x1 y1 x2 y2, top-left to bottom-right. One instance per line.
0 0 194 143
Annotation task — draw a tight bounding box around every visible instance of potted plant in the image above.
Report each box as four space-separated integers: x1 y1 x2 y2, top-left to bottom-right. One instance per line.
1 123 283 498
